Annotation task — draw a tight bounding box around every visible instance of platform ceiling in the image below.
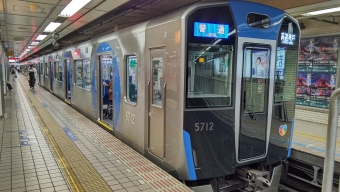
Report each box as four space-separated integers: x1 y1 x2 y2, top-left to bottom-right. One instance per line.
0 0 337 62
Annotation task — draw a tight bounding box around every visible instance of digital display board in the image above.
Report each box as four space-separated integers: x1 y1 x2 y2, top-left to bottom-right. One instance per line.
276 47 286 79
194 22 229 39
281 32 296 45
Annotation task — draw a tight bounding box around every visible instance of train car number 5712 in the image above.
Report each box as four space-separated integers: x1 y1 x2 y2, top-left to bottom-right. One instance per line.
195 122 214 131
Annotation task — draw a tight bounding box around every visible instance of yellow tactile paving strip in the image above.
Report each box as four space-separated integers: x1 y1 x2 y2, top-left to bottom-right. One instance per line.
18 77 112 192
294 130 340 147
23 77 193 191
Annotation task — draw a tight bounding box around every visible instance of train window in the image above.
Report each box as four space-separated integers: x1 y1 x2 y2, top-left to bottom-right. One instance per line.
186 43 234 108
126 56 137 103
247 13 270 29
75 60 83 88
83 59 91 90
55 62 63 81
152 57 163 106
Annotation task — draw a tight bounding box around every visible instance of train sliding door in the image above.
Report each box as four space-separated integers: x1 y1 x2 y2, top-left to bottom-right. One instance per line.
65 59 71 102
98 54 113 127
239 46 271 161
148 48 166 158
50 62 53 92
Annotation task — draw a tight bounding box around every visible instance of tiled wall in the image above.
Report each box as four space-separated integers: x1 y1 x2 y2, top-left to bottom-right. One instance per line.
295 105 340 126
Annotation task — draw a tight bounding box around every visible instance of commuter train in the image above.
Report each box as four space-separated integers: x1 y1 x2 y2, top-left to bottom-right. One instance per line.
20 1 300 191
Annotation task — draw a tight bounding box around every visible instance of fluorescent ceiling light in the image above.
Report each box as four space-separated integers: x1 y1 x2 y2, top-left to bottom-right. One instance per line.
44 22 62 32
31 41 39 45
59 0 92 17
28 46 33 49
36 35 47 41
301 7 340 16
25 49 30 52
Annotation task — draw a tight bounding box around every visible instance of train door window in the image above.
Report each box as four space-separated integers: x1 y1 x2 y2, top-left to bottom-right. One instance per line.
45 63 48 77
75 60 83 87
55 62 63 81
186 43 234 108
152 57 163 106
83 59 91 90
126 56 137 103
40 63 43 76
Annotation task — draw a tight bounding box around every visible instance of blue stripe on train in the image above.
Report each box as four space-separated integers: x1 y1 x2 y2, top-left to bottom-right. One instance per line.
183 130 197 180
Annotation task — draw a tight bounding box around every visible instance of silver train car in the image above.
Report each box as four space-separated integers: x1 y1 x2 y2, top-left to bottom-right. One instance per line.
21 1 300 191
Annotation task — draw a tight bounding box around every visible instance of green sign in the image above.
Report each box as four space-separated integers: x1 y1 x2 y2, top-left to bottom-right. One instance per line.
129 60 136 68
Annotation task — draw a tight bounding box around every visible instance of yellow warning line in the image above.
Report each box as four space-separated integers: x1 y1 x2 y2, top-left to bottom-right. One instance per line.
294 130 340 147
18 83 83 192
32 105 84 192
65 99 71 105
98 120 113 131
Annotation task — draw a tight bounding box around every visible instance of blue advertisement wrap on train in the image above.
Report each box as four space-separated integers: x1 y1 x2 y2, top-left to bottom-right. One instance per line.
193 22 229 39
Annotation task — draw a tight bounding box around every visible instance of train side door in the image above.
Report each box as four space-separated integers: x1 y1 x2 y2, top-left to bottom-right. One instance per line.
98 54 113 126
148 48 166 158
65 59 71 102
239 46 271 161
50 62 54 91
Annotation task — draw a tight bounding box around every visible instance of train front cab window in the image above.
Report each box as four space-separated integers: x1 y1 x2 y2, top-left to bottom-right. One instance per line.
126 56 137 103
186 5 235 108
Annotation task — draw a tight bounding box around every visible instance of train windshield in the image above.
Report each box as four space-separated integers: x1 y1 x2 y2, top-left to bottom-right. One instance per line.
185 5 235 108
186 42 233 108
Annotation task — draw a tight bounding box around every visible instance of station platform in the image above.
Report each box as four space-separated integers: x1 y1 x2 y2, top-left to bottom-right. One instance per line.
291 119 340 173
0 75 192 192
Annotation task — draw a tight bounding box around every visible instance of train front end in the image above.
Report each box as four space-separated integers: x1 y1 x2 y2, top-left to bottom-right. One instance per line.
182 1 300 191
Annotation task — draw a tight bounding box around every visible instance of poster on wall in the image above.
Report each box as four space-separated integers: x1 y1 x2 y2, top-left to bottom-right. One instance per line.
252 50 269 78
297 35 338 108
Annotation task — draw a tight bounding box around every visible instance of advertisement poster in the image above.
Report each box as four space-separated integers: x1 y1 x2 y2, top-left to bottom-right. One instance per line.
252 50 269 78
297 36 338 108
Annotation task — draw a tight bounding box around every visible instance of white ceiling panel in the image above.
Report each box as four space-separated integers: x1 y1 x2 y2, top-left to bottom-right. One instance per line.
6 14 46 26
5 31 34 36
6 0 55 17
95 0 128 12
5 24 38 33
77 9 107 23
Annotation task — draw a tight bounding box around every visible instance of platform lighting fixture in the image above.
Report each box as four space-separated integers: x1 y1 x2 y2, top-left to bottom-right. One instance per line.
44 22 62 32
59 0 92 17
31 42 39 45
28 46 33 49
301 7 340 16
36 35 47 41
